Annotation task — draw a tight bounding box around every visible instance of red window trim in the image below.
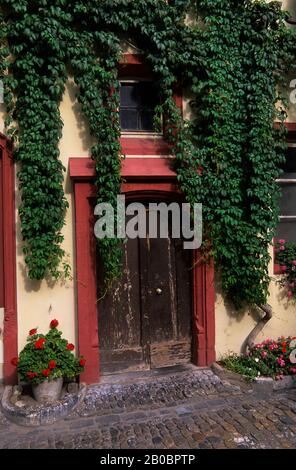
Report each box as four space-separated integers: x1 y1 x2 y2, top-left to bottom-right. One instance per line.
119 53 183 156
273 122 296 275
0 133 17 385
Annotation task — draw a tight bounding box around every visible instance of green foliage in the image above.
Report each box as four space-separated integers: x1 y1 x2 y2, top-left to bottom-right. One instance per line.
16 323 85 384
222 336 296 381
0 0 295 305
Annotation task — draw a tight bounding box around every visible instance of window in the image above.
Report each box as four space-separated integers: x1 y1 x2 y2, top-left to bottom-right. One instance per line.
276 135 296 243
120 81 160 132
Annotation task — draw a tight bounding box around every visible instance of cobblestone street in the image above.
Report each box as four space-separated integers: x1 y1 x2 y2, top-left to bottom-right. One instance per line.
0 366 296 449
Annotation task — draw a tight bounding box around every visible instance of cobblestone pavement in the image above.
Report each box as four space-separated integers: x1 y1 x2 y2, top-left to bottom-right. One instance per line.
0 365 296 449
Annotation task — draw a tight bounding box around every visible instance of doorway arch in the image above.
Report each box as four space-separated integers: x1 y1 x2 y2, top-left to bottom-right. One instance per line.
70 157 216 384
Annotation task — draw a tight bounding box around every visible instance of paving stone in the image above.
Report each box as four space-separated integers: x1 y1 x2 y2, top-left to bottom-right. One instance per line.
0 368 296 449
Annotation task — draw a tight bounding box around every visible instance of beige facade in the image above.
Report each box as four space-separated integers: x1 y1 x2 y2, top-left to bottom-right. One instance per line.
1 3 296 380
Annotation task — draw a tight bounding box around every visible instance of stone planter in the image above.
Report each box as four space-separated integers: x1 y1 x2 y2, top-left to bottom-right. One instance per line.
32 378 63 404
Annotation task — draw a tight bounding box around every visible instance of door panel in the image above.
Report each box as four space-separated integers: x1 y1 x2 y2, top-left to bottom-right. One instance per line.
97 238 148 374
97 202 193 374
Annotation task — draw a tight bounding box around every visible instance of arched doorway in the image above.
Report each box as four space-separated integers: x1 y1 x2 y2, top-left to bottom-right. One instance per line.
70 157 216 384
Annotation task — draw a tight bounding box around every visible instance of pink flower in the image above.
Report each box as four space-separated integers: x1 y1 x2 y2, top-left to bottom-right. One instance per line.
280 246 285 251
261 351 268 359
290 368 296 374
277 357 285 367
287 291 293 299
292 260 296 266
281 265 287 272
279 239 286 244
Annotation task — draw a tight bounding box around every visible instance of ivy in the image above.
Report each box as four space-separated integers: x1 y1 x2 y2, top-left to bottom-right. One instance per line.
0 0 295 307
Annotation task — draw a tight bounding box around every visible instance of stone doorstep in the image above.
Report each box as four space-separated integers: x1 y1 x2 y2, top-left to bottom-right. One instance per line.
211 362 296 394
1 384 87 427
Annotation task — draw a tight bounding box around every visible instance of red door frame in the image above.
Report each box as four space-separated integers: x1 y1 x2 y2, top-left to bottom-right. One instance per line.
0 133 17 385
70 157 215 384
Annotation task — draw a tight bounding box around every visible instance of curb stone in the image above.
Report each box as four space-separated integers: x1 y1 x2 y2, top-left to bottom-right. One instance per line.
1 383 87 427
211 362 296 395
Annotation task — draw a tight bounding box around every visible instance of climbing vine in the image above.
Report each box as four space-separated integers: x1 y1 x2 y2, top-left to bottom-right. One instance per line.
0 0 295 306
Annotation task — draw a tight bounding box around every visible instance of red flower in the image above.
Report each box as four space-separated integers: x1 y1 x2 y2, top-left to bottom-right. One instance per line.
50 319 59 329
27 371 38 379
34 338 46 349
29 328 37 336
79 358 86 367
42 369 51 378
48 360 56 369
66 343 75 351
11 357 18 367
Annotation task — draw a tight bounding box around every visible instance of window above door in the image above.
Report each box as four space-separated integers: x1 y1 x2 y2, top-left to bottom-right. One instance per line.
119 81 160 133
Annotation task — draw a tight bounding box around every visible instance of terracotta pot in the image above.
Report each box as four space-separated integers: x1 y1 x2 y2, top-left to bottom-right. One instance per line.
32 377 63 403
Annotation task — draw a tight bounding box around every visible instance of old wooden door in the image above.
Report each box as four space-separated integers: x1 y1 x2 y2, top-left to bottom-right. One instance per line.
97 205 193 374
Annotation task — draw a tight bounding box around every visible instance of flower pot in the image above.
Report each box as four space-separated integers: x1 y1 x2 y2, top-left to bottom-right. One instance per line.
32 377 63 403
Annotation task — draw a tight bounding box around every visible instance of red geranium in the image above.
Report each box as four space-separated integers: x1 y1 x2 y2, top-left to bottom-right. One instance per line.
50 319 59 329
27 371 38 379
29 328 37 336
34 338 46 349
79 358 86 367
48 360 56 369
42 369 51 377
11 357 18 367
66 343 75 351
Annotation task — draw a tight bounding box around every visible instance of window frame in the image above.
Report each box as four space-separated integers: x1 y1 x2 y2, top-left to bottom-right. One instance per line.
274 127 296 274
119 78 163 136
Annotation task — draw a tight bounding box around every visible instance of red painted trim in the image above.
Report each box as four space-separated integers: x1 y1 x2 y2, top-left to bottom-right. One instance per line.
274 122 296 132
193 252 216 366
120 137 172 156
120 54 146 66
74 183 100 384
0 155 4 307
273 241 282 275
0 134 17 385
72 164 216 383
69 157 177 181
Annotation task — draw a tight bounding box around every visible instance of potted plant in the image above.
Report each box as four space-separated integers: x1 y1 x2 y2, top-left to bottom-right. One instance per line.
11 319 86 403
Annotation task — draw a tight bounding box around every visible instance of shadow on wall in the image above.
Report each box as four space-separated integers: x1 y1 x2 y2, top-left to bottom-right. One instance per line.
66 78 95 154
214 271 264 355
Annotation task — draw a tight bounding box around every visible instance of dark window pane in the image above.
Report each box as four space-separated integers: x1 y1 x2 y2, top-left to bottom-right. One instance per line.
120 84 140 107
281 147 296 178
120 81 160 132
120 109 138 131
138 82 158 107
139 110 154 131
276 220 296 244
279 184 296 216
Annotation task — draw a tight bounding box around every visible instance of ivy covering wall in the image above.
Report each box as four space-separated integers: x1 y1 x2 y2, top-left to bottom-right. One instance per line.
0 0 294 307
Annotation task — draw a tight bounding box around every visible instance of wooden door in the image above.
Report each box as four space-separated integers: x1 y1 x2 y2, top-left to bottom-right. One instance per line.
97 204 193 374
